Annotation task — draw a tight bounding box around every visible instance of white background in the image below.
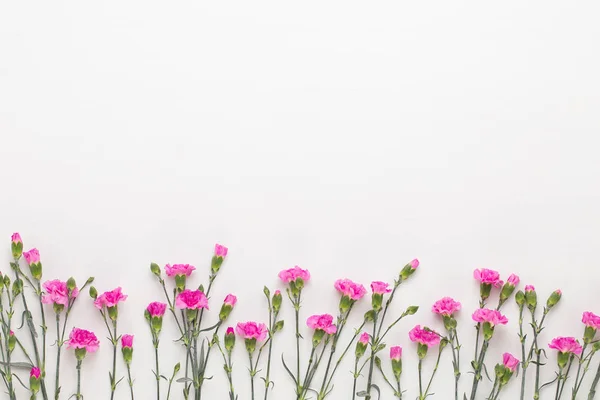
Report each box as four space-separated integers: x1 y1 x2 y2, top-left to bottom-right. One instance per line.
1 2 600 399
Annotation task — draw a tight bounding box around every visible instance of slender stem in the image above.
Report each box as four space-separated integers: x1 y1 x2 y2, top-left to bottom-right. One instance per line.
263 310 279 400
110 318 118 400
572 344 588 399
76 360 82 400
36 282 47 374
364 315 378 400
588 359 600 400
154 339 160 400
556 365 565 400
295 292 302 397
488 377 498 400
300 347 316 396
518 305 526 400
351 357 360 400
558 357 574 399
126 364 134 400
422 344 444 398
418 359 423 398
469 339 489 400
448 329 460 400
54 314 61 400
323 322 366 394
396 374 402 399
249 351 256 400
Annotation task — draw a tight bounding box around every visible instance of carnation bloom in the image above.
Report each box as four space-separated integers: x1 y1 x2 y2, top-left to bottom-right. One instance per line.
409 325 441 348
503 353 519 372
23 248 41 264
473 268 502 287
409 259 419 269
525 285 535 292
214 244 228 257
307 314 337 334
334 279 367 300
11 233 22 244
42 280 78 306
175 289 209 310
390 346 402 361
224 294 237 307
431 297 462 316
582 312 600 329
472 309 509 326
226 326 235 335
164 263 196 277
30 367 41 378
359 332 370 345
549 336 583 355
370 281 392 294
121 334 134 348
278 266 311 283
94 287 128 309
236 321 268 341
506 274 520 286
146 301 167 317
67 328 100 353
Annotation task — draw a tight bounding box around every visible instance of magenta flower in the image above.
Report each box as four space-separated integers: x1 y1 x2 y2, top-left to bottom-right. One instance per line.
94 287 128 309
506 274 520 287
503 353 519 372
11 233 22 244
390 346 402 361
370 281 392 294
525 285 535 292
409 325 441 348
236 322 268 341
432 297 462 316
42 280 78 306
472 309 508 326
549 336 583 355
278 266 311 283
164 263 196 277
359 332 370 345
334 279 367 300
224 294 237 307
176 289 209 310
23 248 41 265
67 328 100 353
214 244 228 258
582 312 600 329
121 334 134 348
30 366 41 378
473 268 502 287
226 326 235 335
307 314 337 335
146 301 167 317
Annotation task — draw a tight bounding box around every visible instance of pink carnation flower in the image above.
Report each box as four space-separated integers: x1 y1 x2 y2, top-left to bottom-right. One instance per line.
503 352 519 372
214 244 228 257
409 325 441 348
334 279 367 300
525 285 535 292
506 274 520 286
390 346 402 361
146 301 167 317
224 294 237 307
94 287 128 309
42 280 78 306
472 308 508 326
555 289 562 295
164 263 196 277
226 326 235 335
359 332 370 345
582 312 600 329
11 233 22 244
236 321 268 341
176 289 209 310
370 281 392 294
121 334 134 348
23 248 40 264
549 336 582 355
30 367 41 379
278 266 311 283
473 268 502 287
409 259 419 269
307 314 337 334
67 328 99 353
431 297 462 316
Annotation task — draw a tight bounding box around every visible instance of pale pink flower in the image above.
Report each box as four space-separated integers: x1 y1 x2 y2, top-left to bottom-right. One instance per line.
549 336 582 355
555 289 562 295
274 290 281 295
525 285 535 292
503 353 519 372
334 279 367 300
224 294 237 307
94 287 128 309
359 332 370 345
30 367 41 379
236 321 268 341
506 274 520 286
473 268 502 287
175 289 209 310
409 259 419 269
23 248 40 264
164 263 196 277
67 328 99 353
390 346 402 361
11 233 22 244
409 325 441 348
42 280 78 306
582 312 600 329
146 301 167 317
278 266 311 283
121 334 134 348
307 314 337 334
432 297 462 316
370 281 392 294
472 309 508 326
214 244 228 257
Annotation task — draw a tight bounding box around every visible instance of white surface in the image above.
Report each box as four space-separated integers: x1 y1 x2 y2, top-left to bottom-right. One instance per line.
1 2 600 399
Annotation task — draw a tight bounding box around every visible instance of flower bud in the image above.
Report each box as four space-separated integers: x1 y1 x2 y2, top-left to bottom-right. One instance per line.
364 310 376 322
11 233 23 260
400 259 419 280
406 306 419 315
593 342 600 353
390 345 402 379
225 327 236 352
121 334 134 364
8 331 16 352
500 274 519 302
150 263 161 277
356 333 369 359
67 277 77 292
174 362 181 373
515 290 525 307
219 294 237 322
12 279 23 297
211 244 228 274
525 286 537 310
29 367 41 394
272 290 282 313
273 320 284 333
263 286 270 298
89 286 98 300
3 275 10 288
23 249 42 280
546 289 562 310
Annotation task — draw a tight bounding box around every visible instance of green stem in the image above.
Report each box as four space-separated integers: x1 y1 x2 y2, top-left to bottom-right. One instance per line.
364 315 378 400
154 339 160 400
36 282 47 376
76 360 82 400
469 339 489 400
127 363 134 400
422 344 444 399
572 344 589 399
54 314 61 400
295 292 302 398
249 351 256 400
558 357 574 399
588 359 600 400
352 358 359 400
556 365 565 400
518 305 526 400
488 377 498 400
263 310 279 400
322 322 366 396
418 359 423 398
110 318 118 400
